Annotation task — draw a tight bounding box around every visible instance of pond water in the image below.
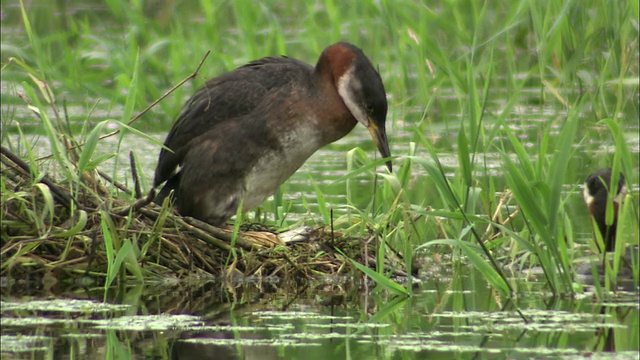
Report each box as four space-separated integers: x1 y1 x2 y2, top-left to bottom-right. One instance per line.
4 118 638 358
2 1 639 359
2 267 639 359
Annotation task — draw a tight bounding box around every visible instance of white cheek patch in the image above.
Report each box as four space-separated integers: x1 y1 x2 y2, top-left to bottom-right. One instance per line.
583 183 593 206
337 67 369 127
583 180 626 207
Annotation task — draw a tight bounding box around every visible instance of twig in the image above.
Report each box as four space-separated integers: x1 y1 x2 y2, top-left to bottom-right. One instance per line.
114 190 155 216
137 207 236 252
129 151 142 198
99 50 211 139
97 170 133 196
183 217 259 251
278 249 311 280
176 217 233 252
35 50 212 160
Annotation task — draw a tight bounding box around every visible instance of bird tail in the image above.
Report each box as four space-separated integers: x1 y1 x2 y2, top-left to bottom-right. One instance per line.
154 172 181 205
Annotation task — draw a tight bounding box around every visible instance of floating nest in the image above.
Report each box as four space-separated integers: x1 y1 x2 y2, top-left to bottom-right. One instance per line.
1 144 413 286
2 66 413 287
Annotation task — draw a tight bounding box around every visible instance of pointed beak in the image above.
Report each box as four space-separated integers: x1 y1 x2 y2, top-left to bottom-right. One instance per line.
367 119 392 172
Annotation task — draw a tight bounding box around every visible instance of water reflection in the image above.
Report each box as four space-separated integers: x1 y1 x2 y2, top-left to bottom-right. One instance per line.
2 3 639 358
1 266 638 359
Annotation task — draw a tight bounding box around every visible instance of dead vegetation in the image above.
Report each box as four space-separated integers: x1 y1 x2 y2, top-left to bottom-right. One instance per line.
1 140 411 285
1 57 413 286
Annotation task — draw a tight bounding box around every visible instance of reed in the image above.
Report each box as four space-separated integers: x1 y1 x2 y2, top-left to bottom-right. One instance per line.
2 0 638 297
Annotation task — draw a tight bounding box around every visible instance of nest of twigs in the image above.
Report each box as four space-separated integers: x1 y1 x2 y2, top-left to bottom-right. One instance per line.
2 62 411 286
1 144 411 284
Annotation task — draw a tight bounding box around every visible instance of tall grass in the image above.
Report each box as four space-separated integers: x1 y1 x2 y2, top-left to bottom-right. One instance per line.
332 0 638 297
2 0 638 297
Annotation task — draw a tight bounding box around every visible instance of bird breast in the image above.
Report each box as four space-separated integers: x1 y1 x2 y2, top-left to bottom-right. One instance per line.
242 117 323 210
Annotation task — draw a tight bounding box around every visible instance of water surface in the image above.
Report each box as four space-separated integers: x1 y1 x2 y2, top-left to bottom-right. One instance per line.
1 1 639 359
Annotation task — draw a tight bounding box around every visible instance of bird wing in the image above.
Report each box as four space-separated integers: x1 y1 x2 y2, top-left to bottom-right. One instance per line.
153 57 313 187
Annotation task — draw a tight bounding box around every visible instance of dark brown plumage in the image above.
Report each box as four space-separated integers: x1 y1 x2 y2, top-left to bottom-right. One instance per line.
583 168 626 252
154 43 391 226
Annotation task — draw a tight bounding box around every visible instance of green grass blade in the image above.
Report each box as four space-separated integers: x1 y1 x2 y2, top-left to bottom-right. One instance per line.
457 231 511 297
77 119 109 174
457 126 473 188
337 248 409 297
53 210 88 238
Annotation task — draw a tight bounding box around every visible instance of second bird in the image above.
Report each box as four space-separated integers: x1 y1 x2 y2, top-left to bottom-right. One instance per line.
154 42 391 226
583 168 626 252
